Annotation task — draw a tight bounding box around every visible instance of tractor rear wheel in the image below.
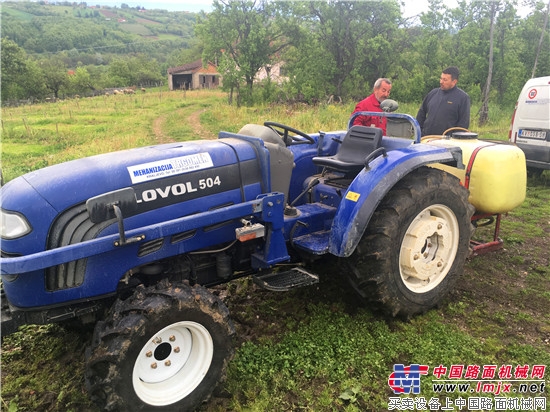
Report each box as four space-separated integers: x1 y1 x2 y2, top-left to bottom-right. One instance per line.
345 167 474 317
85 279 234 411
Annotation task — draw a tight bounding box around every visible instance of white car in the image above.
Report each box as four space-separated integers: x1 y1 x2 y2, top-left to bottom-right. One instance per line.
509 76 550 176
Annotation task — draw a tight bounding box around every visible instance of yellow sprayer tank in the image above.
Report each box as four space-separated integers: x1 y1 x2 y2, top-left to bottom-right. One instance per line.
424 132 526 214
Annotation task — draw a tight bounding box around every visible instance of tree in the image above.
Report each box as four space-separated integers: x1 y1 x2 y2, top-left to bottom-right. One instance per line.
107 57 132 87
516 1 550 80
218 53 244 105
1 38 30 101
491 3 524 104
0 0 544 108
195 0 288 105
479 1 498 126
532 0 550 77
288 1 401 100
132 55 164 86
105 54 163 87
65 66 95 96
1 38 48 102
39 57 70 98
413 0 455 98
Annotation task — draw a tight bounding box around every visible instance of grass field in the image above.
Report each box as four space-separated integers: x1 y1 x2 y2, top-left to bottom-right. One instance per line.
1 89 548 411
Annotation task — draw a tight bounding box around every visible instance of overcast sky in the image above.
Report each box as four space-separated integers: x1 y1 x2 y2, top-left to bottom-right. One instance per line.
85 0 454 17
16 0 530 18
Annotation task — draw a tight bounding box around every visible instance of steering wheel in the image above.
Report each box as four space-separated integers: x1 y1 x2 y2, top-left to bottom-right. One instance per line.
263 121 315 146
420 135 443 143
442 127 470 136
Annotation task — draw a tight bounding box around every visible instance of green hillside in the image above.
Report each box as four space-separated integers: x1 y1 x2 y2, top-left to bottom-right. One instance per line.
1 1 197 65
2 0 548 108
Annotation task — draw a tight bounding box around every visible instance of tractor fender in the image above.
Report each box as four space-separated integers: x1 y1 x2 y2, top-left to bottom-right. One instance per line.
328 143 463 257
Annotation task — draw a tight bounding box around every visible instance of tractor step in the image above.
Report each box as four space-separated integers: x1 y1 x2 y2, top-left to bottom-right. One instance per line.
291 230 330 255
253 267 319 292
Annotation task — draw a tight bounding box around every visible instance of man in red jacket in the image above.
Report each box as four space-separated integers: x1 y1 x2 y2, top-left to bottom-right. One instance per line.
351 78 392 135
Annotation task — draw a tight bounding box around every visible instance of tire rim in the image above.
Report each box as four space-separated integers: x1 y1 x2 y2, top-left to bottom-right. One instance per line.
133 321 213 406
399 204 459 293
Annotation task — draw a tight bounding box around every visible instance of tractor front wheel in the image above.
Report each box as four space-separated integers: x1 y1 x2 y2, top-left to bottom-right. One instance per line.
345 167 474 317
85 280 234 411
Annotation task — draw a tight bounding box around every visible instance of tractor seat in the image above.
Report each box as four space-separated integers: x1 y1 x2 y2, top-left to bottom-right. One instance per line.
237 124 294 204
237 124 285 147
312 125 383 173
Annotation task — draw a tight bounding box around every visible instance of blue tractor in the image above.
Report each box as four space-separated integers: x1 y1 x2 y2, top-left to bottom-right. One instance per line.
1 106 476 410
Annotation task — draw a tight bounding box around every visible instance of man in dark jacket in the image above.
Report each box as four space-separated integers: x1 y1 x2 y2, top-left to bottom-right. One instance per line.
416 66 470 136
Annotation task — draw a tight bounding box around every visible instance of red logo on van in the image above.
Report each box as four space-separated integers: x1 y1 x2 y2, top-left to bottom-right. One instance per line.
528 88 537 99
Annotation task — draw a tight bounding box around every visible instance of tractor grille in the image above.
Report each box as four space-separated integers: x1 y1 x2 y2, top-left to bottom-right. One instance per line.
46 203 114 291
138 238 164 257
171 229 197 244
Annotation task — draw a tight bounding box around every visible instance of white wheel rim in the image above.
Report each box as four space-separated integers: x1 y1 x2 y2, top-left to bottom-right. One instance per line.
399 204 459 293
133 321 213 406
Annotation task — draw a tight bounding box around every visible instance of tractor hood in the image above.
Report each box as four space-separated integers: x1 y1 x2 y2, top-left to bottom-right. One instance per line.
4 139 263 214
1 138 267 257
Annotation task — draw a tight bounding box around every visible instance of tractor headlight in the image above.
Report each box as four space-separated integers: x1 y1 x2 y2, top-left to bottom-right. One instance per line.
1 209 32 239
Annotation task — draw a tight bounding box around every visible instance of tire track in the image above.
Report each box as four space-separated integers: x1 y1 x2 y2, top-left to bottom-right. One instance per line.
152 108 214 143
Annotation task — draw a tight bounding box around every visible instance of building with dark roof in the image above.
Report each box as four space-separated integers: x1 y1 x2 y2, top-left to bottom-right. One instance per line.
167 60 221 91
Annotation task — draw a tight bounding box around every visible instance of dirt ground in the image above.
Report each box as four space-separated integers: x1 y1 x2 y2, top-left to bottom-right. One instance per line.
2 194 548 412
2 108 548 410
152 109 213 143
453 229 550 346
222 237 550 347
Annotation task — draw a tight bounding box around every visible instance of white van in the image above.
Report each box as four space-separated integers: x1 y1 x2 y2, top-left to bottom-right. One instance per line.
509 76 550 175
